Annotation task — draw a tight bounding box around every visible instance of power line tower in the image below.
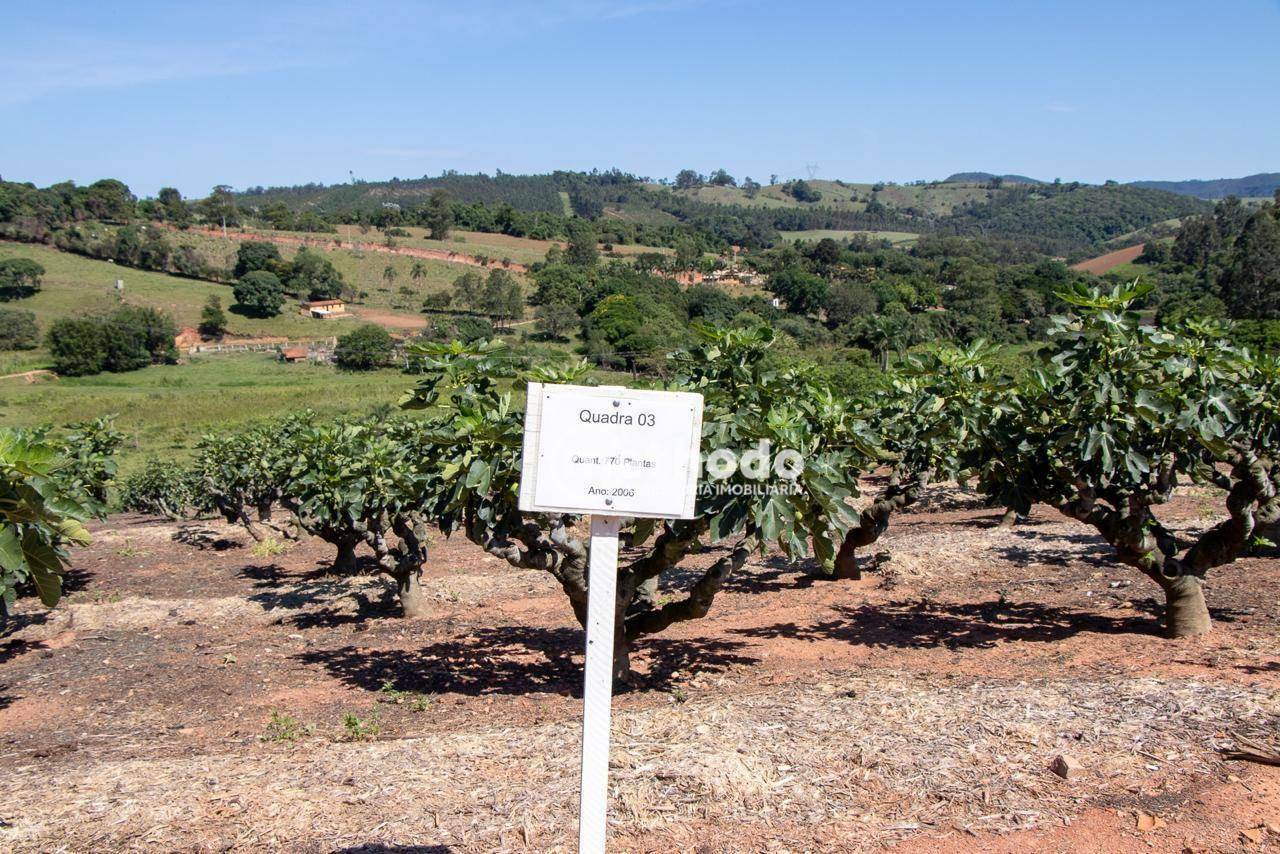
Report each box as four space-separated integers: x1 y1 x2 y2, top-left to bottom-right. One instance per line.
805 163 819 180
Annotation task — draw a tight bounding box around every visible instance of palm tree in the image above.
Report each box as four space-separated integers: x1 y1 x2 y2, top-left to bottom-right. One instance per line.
410 261 426 284
383 265 398 288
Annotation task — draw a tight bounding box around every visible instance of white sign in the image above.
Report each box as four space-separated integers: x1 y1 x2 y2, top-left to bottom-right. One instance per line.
517 382 705 854
519 382 704 519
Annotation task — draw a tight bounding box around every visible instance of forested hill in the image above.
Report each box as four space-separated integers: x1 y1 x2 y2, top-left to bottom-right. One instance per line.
943 172 1043 184
233 170 1210 253
1130 173 1280 200
939 182 1210 248
240 171 600 213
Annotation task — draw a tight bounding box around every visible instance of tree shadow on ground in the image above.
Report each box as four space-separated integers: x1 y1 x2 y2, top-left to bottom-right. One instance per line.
735 599 1161 651
953 512 1054 530
298 625 757 697
1237 661 1280 675
173 526 242 551
242 562 395 628
655 556 816 596
0 637 46 665
992 528 1117 569
56 566 94 596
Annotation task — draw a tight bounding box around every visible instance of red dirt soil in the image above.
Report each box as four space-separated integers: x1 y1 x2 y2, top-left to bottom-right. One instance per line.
1072 243 1146 275
0 487 1276 851
348 307 429 330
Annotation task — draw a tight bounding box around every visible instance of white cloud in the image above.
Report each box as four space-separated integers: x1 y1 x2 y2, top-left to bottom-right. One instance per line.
0 1 713 106
0 32 305 107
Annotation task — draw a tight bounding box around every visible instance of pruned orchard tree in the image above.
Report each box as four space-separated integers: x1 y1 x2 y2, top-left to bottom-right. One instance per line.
831 341 1009 579
281 418 438 614
119 460 209 520
197 414 313 542
0 429 97 628
403 327 871 681
58 417 123 505
973 282 1280 637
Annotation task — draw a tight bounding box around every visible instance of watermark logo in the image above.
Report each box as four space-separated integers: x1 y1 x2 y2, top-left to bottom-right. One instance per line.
699 440 804 496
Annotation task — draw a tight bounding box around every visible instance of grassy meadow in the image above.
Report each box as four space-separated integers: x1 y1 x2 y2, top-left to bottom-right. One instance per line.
0 241 321 339
0 353 413 478
152 228 519 314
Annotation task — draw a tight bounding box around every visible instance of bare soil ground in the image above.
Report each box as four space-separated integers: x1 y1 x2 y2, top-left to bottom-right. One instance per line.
348 307 429 330
1 487 1277 852
1072 244 1146 275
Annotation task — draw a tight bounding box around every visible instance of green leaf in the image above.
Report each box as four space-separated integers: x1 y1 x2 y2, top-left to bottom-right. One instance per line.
21 530 64 608
631 518 655 548
0 525 24 571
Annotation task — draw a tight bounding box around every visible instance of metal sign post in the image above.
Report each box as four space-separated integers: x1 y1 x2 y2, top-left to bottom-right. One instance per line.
578 514 620 853
518 382 704 854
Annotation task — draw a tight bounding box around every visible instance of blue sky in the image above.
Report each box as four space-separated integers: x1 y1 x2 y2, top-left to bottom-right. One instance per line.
2 0 1278 197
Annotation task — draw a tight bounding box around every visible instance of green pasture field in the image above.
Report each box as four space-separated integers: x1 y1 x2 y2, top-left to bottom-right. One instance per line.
156 228 508 311
0 353 412 479
0 241 320 338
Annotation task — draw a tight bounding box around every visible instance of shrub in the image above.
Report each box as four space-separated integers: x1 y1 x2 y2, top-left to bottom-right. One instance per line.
233 241 283 279
196 415 313 543
0 429 96 625
281 418 437 602
0 307 38 350
106 305 178 368
49 306 178 376
401 331 871 680
199 295 227 338
974 282 1280 637
288 248 347 301
421 291 453 312
335 324 394 370
451 315 494 343
58 417 123 505
533 301 578 340
46 318 108 376
0 258 44 299
233 271 285 317
119 460 208 519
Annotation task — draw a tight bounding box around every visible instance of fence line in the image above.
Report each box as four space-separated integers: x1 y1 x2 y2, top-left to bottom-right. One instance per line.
189 336 338 355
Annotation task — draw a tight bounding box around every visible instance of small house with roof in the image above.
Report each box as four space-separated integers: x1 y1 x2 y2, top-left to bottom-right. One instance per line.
300 298 348 319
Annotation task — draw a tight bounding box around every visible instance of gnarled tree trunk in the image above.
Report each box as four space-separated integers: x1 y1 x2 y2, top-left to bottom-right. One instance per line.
332 542 359 576
612 631 633 685
1161 574 1211 638
832 534 862 580
832 472 929 580
631 574 659 611
394 568 428 618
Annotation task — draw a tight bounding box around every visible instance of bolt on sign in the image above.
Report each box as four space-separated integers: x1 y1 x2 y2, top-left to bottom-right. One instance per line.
519 382 704 853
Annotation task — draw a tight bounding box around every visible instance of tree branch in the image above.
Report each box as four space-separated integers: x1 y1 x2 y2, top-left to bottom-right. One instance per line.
624 544 750 639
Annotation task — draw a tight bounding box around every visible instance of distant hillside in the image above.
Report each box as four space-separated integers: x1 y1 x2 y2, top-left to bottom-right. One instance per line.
1130 173 1280 200
944 172 1043 185
240 172 587 213
938 183 1209 251
235 170 1211 253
